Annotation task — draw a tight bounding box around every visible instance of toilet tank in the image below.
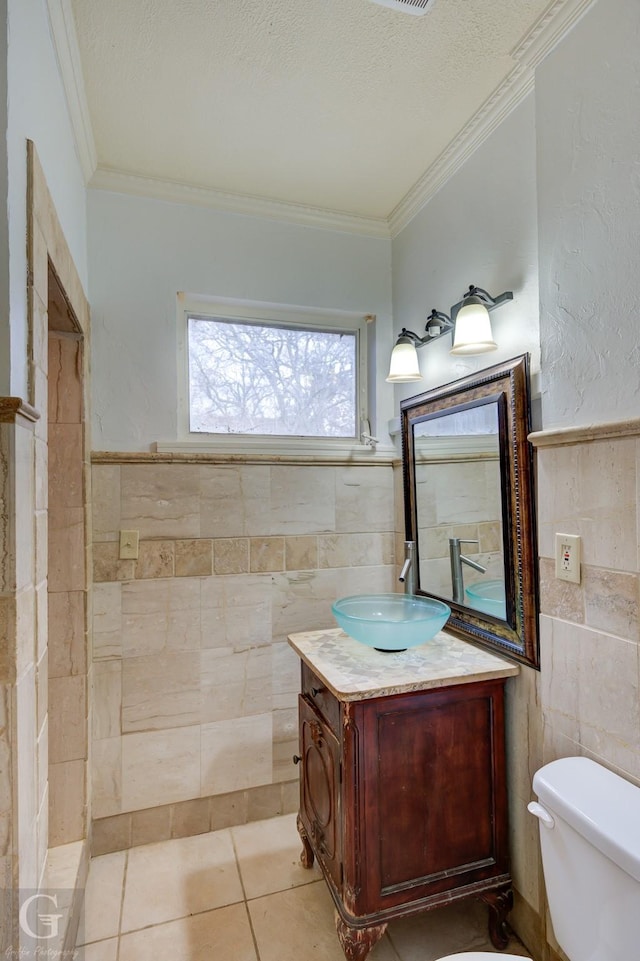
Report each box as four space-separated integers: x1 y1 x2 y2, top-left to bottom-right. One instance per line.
531 757 640 961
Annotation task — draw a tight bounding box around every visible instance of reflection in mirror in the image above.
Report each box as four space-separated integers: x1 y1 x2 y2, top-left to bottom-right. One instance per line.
401 355 539 668
413 403 505 613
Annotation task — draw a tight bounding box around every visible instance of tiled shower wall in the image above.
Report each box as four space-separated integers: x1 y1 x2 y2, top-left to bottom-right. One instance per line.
90 457 396 853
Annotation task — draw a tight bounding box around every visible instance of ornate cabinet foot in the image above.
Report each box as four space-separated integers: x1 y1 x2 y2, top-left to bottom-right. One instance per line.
477 886 514 950
296 814 314 869
334 914 387 961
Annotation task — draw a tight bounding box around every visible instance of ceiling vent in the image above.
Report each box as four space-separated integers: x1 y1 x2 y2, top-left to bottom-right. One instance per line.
367 0 435 15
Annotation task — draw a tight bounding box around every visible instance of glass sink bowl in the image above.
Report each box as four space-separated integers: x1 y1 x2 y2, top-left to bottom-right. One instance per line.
331 593 450 652
465 579 506 619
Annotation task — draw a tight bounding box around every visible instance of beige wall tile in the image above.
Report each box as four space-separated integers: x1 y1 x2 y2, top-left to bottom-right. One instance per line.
36 649 48 736
131 805 171 846
318 531 393 568
201 575 271 652
122 652 201 732
49 674 87 763
14 427 36 593
92 542 135 583
335 465 395 533
48 507 86 592
175 539 212 577
48 335 83 424
199 464 269 537
246 783 283 821
49 759 86 845
335 564 395 598
250 537 284 573
91 465 121 541
281 780 299 815
15 585 36 677
49 590 86 676
271 642 300 712
171 797 210 839
91 814 132 856
92 737 122 819
121 726 201 811
121 578 201 656
213 538 249 574
285 536 318 571
92 582 122 661
201 647 272 723
583 566 640 640
134 540 174 579
49 424 83 509
209 790 248 831
577 627 640 748
271 569 337 641
539 615 580 724
121 464 200 538
537 440 637 570
201 714 272 795
93 661 122 740
269 466 335 535
538 557 584 623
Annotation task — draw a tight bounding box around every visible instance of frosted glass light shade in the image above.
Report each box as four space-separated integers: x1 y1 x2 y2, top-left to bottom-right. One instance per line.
386 340 422 382
450 300 497 354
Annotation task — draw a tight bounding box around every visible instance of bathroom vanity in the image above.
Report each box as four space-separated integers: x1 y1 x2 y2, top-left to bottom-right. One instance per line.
288 628 519 961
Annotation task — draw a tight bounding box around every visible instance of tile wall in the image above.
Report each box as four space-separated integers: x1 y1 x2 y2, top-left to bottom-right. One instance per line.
90 457 397 853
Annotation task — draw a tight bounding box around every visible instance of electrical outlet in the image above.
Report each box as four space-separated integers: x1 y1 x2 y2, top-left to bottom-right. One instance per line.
555 533 581 584
119 529 139 560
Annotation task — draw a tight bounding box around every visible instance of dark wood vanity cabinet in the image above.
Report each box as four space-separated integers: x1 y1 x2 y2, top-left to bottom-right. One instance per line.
296 662 513 961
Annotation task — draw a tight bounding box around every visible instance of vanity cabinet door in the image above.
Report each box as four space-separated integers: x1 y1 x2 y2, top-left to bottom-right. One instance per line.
354 678 509 914
298 695 343 894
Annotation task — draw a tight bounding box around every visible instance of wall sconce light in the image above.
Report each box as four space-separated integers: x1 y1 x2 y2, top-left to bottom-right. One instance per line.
386 310 453 383
386 284 513 382
450 285 513 355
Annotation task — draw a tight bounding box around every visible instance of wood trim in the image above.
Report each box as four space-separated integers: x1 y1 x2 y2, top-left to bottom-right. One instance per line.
529 417 640 449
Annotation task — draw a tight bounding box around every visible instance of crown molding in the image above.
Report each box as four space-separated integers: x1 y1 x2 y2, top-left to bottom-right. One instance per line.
89 167 391 238
50 0 595 239
46 0 97 182
388 0 597 238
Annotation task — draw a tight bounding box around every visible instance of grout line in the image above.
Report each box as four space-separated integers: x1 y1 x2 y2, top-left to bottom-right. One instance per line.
244 901 262 961
115 849 129 960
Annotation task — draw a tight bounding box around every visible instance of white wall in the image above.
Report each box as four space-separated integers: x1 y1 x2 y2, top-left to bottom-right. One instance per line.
87 190 393 451
391 94 540 409
4 0 87 396
537 0 640 429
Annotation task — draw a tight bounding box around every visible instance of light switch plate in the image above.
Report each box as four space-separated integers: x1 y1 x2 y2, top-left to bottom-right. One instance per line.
119 529 139 560
555 533 581 584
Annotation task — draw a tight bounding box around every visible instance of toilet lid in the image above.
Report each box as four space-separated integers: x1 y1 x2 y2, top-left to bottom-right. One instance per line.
437 954 530 961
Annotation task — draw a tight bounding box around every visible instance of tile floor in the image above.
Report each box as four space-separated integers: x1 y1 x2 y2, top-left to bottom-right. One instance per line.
77 812 531 961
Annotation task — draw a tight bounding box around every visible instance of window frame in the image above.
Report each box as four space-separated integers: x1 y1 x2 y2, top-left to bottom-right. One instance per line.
177 295 372 451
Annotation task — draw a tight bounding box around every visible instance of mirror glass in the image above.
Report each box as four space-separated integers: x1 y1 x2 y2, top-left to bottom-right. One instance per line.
401 355 539 668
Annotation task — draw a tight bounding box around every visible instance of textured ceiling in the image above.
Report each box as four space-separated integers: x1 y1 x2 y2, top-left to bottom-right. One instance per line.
71 0 553 222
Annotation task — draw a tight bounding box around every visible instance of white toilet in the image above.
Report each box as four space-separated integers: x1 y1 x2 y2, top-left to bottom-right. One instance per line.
437 755 640 961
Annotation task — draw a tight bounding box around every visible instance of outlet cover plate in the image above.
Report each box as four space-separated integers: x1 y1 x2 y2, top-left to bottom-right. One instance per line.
555 533 581 584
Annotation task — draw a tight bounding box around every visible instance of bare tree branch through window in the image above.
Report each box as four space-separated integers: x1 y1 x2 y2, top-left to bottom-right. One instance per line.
188 316 357 437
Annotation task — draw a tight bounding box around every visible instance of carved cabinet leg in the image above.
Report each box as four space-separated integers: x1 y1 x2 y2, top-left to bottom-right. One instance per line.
477 886 514 950
296 814 315 869
334 914 387 961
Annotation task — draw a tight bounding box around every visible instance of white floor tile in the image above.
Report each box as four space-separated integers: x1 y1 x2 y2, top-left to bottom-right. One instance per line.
121 829 244 933
79 937 118 961
78 850 126 945
248 879 400 961
119 903 258 961
231 811 322 899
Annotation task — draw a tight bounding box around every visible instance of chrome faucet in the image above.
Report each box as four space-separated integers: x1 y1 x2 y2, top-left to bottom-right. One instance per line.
399 540 417 595
449 538 487 604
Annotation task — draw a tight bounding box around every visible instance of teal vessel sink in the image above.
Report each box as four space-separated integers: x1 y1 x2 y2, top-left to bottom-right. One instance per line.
465 579 506 619
332 593 450 652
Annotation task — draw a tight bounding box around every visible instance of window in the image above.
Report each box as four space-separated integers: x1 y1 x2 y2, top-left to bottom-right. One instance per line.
178 297 370 448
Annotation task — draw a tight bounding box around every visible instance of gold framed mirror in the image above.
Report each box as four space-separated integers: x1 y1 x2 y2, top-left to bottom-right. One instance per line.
401 354 539 668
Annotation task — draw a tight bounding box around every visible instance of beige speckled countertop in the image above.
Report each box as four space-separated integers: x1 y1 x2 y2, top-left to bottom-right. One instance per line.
287 628 519 701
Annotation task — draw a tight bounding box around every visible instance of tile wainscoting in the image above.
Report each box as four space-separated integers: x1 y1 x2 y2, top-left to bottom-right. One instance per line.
90 453 398 849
